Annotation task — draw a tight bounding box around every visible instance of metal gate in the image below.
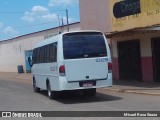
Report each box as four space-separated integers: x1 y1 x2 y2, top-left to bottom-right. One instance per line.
117 40 142 81
152 37 160 82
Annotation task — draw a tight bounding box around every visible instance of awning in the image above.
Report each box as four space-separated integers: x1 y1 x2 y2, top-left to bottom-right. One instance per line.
106 26 160 38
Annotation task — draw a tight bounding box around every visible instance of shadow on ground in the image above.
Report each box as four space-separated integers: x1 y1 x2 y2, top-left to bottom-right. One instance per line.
39 90 122 104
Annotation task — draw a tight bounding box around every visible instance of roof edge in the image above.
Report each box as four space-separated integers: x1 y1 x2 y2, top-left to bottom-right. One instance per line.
0 22 80 42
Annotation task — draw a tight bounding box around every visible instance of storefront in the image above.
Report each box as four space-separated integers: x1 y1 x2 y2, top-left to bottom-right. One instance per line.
109 0 160 82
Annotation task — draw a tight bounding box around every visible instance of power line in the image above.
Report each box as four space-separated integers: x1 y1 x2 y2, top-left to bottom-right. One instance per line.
0 19 71 32
0 9 70 40
0 10 69 29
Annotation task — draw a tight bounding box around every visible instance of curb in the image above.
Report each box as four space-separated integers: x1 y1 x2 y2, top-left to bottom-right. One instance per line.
13 76 32 81
104 88 160 96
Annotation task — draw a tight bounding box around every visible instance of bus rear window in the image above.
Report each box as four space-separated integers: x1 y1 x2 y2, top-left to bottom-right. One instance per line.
63 33 107 59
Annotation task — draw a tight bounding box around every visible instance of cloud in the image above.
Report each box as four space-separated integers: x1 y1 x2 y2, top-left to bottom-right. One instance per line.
48 0 78 7
0 22 3 29
21 6 58 23
31 6 49 12
41 14 57 21
0 22 17 35
21 5 78 28
21 6 49 22
0 21 18 40
3 26 18 35
21 11 35 22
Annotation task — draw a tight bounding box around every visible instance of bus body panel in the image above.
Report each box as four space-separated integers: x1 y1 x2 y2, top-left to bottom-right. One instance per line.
64 58 108 82
32 62 59 90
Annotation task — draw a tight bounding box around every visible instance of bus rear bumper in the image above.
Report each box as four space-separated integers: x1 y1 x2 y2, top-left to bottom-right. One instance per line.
51 73 112 91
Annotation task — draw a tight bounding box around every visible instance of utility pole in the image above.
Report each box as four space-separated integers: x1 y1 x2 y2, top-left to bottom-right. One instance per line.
57 14 61 34
66 9 69 32
61 17 64 33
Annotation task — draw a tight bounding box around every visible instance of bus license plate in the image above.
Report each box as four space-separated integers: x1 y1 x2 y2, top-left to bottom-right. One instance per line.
83 83 93 87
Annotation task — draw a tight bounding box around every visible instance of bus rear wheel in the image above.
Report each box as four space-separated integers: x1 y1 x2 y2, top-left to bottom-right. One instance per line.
47 82 59 99
33 79 40 93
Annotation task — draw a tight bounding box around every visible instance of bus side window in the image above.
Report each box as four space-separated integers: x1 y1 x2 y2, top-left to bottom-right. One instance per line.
42 47 45 63
37 48 40 63
36 48 39 63
32 49 35 64
54 43 57 62
49 44 53 62
43 47 45 63
33 42 57 64
38 48 41 63
48 43 57 62
45 45 49 63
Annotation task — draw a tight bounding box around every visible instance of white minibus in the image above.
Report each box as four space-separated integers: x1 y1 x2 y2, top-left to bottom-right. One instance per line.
31 31 112 99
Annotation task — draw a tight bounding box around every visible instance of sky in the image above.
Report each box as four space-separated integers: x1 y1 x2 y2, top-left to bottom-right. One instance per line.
0 0 80 41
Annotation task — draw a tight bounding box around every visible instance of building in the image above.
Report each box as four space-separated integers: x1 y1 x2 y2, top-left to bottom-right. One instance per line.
0 22 80 73
79 0 160 82
79 0 111 33
110 29 160 82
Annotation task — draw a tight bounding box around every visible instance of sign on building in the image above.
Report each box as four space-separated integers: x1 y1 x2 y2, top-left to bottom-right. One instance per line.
44 33 59 40
110 0 160 32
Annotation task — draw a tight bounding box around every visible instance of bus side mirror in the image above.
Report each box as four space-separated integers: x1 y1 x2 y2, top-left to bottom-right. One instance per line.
28 57 33 67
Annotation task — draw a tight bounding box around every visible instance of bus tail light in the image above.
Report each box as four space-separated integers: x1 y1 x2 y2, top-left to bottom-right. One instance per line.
59 65 66 76
108 62 112 73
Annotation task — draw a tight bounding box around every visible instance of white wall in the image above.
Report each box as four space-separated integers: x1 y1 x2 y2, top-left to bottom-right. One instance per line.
0 23 80 72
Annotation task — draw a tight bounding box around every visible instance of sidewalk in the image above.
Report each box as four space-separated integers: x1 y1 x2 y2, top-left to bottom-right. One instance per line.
0 72 32 81
0 72 160 96
104 80 160 96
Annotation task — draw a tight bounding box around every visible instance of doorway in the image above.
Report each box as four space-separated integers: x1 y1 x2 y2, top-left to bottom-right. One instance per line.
25 50 33 73
117 40 142 81
152 37 160 82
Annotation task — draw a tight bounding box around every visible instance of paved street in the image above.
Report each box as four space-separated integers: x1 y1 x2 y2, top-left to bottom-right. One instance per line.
0 77 160 120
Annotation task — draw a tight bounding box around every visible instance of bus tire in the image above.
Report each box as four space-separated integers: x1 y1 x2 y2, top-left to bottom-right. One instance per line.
83 88 96 96
47 82 59 99
33 79 40 93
